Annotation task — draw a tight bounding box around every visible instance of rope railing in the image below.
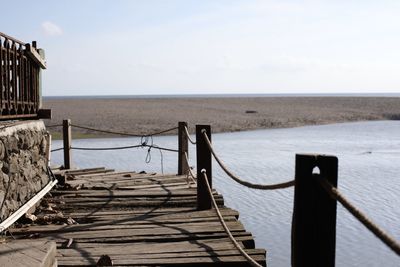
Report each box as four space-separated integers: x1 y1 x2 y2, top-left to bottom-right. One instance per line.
184 126 197 145
201 170 263 267
49 120 182 172
184 152 197 184
315 175 400 256
201 130 294 190
71 124 178 137
70 144 178 153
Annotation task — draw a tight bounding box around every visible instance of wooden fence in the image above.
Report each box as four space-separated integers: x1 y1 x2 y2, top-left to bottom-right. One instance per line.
0 32 48 119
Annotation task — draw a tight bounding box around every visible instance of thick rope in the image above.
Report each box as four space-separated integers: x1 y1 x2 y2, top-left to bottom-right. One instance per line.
201 170 263 267
149 146 164 174
50 147 63 152
71 144 178 153
201 130 294 190
71 124 178 137
316 175 400 256
184 152 197 184
184 126 197 145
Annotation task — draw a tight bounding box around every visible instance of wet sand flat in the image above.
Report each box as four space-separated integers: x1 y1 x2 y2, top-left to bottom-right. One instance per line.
43 96 400 137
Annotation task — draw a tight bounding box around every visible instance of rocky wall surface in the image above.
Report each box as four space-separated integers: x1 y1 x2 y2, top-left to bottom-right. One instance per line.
0 120 50 222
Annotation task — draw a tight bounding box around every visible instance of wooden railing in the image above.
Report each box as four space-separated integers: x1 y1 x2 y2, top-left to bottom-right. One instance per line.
0 32 47 119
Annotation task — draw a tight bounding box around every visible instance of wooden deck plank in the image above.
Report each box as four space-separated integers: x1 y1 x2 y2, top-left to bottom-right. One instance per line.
57 250 265 260
11 168 266 266
13 221 245 236
57 254 266 266
67 207 239 218
57 250 266 261
57 239 243 253
0 241 57 267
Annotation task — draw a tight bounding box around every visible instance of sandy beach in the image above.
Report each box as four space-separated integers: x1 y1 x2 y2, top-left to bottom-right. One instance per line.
43 96 400 138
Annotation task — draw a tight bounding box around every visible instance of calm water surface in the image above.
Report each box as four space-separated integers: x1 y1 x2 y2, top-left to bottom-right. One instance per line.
51 121 400 267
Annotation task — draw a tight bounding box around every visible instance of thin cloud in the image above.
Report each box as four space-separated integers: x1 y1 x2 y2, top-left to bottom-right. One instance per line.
41 21 63 36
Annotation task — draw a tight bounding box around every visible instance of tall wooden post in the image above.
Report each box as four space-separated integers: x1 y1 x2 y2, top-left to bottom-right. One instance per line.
37 48 45 109
63 119 72 169
178 121 189 175
196 125 212 210
292 154 338 267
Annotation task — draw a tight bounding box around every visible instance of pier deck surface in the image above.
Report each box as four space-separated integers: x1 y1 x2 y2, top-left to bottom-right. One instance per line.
11 168 266 266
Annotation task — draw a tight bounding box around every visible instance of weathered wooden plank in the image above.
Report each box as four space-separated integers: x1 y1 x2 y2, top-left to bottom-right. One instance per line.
57 254 266 266
17 231 254 245
56 235 256 252
15 208 239 234
66 169 115 176
66 178 191 189
57 195 223 205
57 235 255 250
59 194 222 203
60 167 107 174
67 207 239 220
13 220 244 236
58 239 243 254
13 213 240 234
16 221 245 238
69 213 239 225
68 170 133 178
51 189 199 197
0 240 56 267
68 174 187 184
57 199 223 209
75 172 172 180
57 249 265 260
11 167 265 266
119 182 193 190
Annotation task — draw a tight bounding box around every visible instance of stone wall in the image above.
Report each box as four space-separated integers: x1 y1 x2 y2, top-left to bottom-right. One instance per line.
0 120 50 222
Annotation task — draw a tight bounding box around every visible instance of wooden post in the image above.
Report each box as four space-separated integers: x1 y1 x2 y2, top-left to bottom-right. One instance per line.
196 125 212 210
292 154 338 267
63 119 72 169
37 48 45 109
178 121 189 175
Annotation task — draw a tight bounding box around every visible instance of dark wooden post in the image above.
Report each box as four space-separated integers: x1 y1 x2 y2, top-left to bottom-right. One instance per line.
292 154 338 267
63 119 72 169
196 125 212 210
178 121 189 175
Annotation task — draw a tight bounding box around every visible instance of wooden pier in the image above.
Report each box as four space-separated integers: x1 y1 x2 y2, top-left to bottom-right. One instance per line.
11 167 266 266
5 120 399 266
2 31 399 266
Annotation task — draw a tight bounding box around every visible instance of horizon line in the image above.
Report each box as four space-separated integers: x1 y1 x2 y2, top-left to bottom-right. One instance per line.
43 92 400 98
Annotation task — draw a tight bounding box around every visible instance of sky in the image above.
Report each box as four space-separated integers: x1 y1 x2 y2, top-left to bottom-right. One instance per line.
2 0 400 96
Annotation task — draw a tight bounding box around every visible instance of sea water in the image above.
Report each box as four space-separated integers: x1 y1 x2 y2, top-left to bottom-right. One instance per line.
51 121 400 267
